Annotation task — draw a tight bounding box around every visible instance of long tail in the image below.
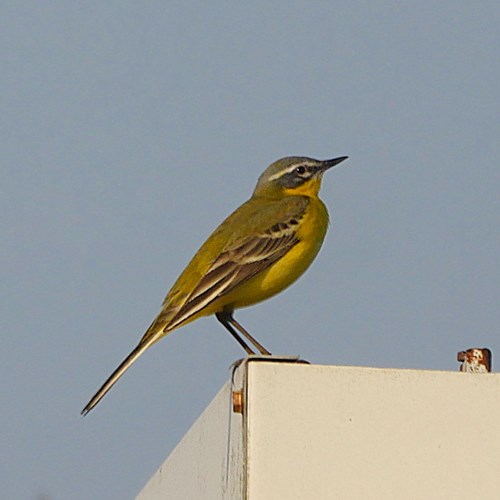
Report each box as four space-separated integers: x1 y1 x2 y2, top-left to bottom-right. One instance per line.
81 334 158 416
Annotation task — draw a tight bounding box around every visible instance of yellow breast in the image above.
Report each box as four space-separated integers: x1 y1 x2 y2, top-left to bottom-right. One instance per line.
220 196 329 309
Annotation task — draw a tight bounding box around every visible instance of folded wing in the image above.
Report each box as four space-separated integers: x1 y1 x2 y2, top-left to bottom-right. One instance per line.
166 212 304 330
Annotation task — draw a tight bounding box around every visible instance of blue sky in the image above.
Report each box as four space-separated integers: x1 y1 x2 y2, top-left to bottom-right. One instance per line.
2 2 499 498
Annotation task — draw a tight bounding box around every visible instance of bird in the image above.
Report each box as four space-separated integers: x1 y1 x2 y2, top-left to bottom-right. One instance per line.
81 155 348 415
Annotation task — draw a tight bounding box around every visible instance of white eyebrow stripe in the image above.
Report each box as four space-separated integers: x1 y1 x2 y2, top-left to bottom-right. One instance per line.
267 163 315 182
267 165 297 181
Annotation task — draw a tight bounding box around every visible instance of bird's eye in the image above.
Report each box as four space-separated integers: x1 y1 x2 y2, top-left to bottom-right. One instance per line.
296 166 306 175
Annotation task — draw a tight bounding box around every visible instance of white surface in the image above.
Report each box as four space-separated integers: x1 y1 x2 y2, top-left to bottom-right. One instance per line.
246 363 500 499
138 361 500 499
136 380 245 499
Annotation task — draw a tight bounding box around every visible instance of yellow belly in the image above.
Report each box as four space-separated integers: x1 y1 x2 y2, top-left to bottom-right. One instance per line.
214 197 329 311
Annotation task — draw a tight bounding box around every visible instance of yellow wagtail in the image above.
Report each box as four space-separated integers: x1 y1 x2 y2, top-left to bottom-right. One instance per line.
82 155 348 414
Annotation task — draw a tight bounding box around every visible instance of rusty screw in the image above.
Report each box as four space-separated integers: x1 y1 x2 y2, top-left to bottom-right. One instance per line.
457 348 492 373
232 390 244 413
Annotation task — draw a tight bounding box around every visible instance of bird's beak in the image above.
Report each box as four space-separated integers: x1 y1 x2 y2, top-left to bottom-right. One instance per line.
320 156 349 172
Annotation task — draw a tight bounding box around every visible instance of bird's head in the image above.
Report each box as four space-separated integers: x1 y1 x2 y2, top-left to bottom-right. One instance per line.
253 156 348 199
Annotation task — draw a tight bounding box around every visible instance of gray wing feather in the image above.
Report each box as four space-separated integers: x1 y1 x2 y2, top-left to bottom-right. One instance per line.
167 215 303 329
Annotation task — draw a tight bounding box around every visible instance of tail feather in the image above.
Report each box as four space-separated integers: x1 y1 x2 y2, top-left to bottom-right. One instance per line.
81 335 157 416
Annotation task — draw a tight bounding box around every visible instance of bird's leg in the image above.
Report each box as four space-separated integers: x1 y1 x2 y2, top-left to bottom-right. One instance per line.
225 312 272 356
216 312 255 355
